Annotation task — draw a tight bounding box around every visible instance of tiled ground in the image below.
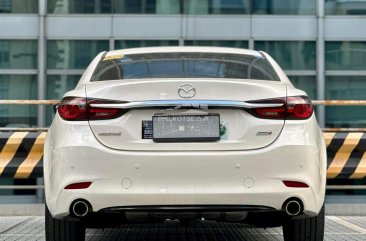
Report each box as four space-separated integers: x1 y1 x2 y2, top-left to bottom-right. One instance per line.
0 216 365 241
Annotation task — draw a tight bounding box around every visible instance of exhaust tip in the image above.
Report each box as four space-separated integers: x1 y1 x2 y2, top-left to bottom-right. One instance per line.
284 200 302 217
71 200 91 217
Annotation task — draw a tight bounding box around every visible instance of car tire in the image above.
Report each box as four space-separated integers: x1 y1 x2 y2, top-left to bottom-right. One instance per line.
45 204 85 241
282 204 325 241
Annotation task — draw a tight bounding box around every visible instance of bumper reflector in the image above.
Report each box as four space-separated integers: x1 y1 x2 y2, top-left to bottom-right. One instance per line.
283 180 309 188
65 182 92 190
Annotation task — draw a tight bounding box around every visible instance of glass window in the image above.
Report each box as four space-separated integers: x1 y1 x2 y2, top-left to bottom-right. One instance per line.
325 0 366 15
114 0 180 14
184 0 249 14
91 52 280 81
327 179 366 196
184 40 248 48
0 178 13 195
0 178 37 196
325 76 366 127
48 0 182 14
47 40 109 69
115 40 179 50
0 75 37 127
288 76 316 100
0 0 38 13
255 41 316 70
48 0 112 13
325 42 366 70
0 40 37 69
46 75 80 125
252 0 316 15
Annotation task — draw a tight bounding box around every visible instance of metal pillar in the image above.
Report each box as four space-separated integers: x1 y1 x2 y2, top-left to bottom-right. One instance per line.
37 0 46 127
316 0 325 127
36 178 44 203
109 38 115 51
248 38 254 50
248 9 254 50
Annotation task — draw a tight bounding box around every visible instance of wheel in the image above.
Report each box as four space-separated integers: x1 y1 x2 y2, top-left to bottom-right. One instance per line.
283 204 325 241
45 204 85 241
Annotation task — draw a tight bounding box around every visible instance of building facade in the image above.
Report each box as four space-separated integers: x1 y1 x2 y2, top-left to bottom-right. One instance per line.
1 0 366 129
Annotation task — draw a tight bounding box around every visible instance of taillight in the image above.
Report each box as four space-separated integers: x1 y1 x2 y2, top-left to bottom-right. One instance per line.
87 99 123 120
58 97 124 121
249 98 286 119
249 96 313 120
286 96 313 119
58 97 88 121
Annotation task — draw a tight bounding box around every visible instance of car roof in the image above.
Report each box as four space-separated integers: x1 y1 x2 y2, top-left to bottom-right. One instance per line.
105 46 262 58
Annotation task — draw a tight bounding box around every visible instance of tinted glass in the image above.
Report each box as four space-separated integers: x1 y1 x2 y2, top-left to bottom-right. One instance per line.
252 0 316 14
115 40 179 49
0 75 37 127
114 0 180 14
325 76 366 128
325 42 366 70
0 0 38 13
184 40 248 48
46 75 80 125
288 76 316 100
325 0 366 15
0 40 37 69
48 0 112 13
184 0 249 14
255 41 316 70
91 52 280 81
47 40 108 69
49 0 181 14
0 178 36 196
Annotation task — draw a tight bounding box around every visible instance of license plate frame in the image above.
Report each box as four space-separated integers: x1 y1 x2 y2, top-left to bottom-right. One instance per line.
152 114 220 142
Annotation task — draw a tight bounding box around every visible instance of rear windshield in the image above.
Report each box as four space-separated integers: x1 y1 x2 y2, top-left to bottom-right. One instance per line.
91 52 280 82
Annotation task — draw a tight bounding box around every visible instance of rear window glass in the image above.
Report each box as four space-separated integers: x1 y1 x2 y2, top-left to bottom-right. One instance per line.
91 52 280 81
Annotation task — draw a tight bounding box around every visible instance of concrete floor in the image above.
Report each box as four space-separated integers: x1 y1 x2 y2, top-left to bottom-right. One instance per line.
0 216 366 241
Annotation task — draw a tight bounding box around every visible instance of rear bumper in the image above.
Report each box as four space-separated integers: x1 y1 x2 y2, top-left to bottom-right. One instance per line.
65 204 283 225
44 115 326 219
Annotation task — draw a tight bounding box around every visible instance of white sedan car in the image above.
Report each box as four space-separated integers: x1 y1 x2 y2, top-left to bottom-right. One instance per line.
44 47 326 241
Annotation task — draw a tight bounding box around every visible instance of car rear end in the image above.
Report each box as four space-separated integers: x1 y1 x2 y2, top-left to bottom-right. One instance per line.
44 47 326 241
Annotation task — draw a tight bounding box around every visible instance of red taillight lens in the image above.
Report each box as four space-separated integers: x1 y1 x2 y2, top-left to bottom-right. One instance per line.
87 99 123 120
65 182 92 190
251 106 286 119
249 98 286 119
58 97 124 121
286 96 313 119
249 96 313 120
58 97 88 121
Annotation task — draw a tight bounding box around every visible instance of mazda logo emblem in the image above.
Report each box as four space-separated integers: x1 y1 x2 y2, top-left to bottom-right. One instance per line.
178 84 196 98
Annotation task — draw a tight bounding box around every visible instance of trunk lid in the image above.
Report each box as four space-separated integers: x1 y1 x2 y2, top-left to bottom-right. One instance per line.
86 78 286 151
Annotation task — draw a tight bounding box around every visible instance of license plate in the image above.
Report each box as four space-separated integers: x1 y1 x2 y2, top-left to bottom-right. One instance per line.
152 114 220 142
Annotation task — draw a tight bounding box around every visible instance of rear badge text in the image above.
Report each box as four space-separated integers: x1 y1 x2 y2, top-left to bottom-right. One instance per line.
98 132 122 137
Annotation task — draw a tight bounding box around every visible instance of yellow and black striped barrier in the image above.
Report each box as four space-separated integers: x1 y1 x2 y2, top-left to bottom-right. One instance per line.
325 132 366 179
0 131 365 179
0 131 45 179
